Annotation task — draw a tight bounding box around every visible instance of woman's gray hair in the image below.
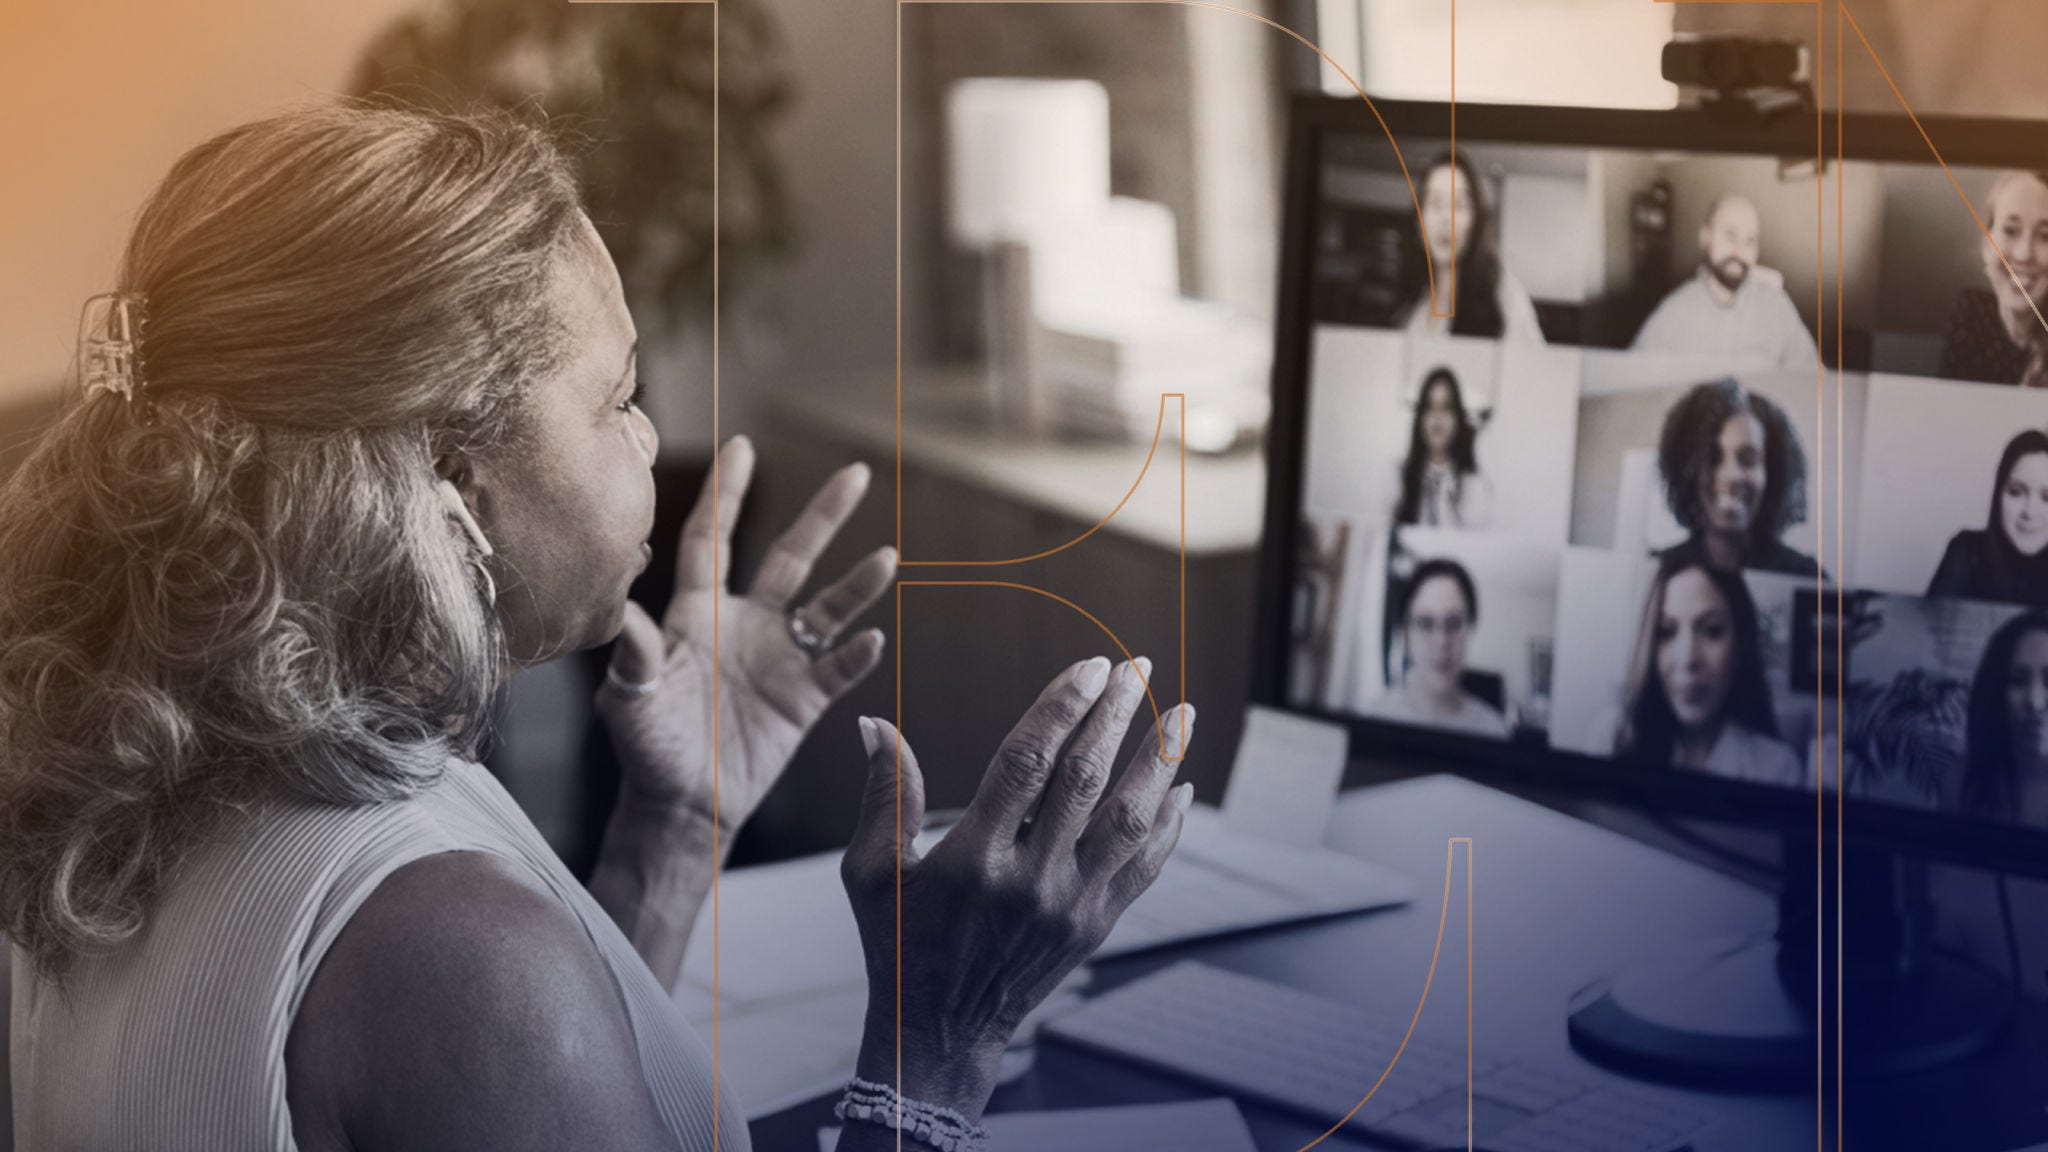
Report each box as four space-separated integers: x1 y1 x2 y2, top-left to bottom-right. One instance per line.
0 102 586 975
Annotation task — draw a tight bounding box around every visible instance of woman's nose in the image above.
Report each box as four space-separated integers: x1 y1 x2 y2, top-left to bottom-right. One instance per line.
632 409 659 463
2029 678 2048 716
1675 634 1700 669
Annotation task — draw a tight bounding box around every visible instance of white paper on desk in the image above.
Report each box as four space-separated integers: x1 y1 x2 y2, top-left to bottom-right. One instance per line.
818 1097 1256 1152
1219 704 1348 848
1095 804 1409 958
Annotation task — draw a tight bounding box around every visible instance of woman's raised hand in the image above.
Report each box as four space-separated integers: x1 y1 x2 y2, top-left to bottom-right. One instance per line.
597 436 896 832
839 657 1195 1121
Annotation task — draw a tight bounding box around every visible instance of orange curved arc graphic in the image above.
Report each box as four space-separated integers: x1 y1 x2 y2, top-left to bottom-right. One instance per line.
900 0 1456 565
900 578 1188 759
899 395 1178 568
1292 836 1470 1152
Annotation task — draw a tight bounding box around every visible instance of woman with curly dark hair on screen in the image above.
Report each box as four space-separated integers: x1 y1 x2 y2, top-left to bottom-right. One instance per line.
1653 377 1825 579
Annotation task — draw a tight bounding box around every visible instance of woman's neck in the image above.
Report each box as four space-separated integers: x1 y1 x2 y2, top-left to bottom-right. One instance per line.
1405 681 1464 718
1673 720 1727 769
1702 528 1747 572
1997 298 2041 349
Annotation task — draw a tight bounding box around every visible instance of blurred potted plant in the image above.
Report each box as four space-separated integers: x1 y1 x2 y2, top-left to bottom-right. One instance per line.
350 0 795 454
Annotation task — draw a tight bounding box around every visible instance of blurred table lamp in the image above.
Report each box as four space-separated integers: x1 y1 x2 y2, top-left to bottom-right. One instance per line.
945 78 1111 427
945 77 1270 448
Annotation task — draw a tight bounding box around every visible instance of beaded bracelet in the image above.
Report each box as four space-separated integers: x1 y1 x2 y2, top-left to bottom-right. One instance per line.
833 1076 992 1152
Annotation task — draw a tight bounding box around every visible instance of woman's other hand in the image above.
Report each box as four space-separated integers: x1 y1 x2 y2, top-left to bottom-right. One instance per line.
597 435 896 832
840 657 1195 1121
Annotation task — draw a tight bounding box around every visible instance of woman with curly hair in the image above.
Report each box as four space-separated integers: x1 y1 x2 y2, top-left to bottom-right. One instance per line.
1653 377 1825 578
1393 367 1492 529
0 105 1195 1152
1615 556 1802 785
1957 611 2048 822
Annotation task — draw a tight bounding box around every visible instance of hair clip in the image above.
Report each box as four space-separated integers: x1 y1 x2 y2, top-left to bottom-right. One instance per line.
78 291 147 402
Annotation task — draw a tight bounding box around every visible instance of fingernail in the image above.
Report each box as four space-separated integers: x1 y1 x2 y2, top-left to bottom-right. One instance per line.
1076 656 1111 695
858 716 879 758
1166 704 1195 754
1134 656 1153 680
1174 782 1194 812
847 461 872 483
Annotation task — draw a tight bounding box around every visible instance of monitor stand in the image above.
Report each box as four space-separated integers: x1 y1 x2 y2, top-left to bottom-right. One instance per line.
1566 835 2012 1090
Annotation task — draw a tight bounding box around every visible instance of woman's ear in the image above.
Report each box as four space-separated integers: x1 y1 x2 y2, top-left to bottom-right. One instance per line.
432 455 492 558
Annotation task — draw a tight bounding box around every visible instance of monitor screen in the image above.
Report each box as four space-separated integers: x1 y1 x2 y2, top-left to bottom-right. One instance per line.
1267 99 2048 849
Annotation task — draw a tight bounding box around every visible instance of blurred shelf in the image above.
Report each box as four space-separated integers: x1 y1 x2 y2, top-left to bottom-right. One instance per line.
758 367 1265 557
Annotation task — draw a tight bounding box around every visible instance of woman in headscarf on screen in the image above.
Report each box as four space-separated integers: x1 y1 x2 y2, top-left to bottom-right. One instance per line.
1616 556 1803 786
1395 151 1545 344
1927 428 2048 608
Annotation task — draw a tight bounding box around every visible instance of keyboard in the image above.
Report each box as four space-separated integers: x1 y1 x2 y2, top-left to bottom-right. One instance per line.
1044 961 1719 1152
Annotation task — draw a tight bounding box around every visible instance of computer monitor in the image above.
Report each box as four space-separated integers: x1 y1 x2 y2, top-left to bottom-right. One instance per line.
1253 93 2048 1086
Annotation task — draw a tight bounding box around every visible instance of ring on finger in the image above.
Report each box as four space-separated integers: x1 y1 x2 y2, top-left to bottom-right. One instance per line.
787 607 829 657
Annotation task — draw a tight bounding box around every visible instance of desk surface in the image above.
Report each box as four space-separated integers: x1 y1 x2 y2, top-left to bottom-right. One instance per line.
752 774 2047 1151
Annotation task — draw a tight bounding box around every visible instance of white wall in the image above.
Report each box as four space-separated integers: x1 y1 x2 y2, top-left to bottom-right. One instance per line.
0 0 427 408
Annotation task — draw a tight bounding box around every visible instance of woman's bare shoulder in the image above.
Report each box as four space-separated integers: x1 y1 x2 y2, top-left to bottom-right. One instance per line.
285 851 677 1152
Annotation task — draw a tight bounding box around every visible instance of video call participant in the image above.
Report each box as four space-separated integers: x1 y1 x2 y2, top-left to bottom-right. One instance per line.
1939 170 2048 387
1615 557 1803 785
1394 367 1493 529
1365 557 1512 738
1655 378 1824 578
1927 428 2048 608
1396 151 1545 344
1957 611 2048 823
1630 194 1817 370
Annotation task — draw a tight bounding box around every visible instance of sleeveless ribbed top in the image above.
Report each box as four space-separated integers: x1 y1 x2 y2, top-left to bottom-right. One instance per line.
9 758 749 1151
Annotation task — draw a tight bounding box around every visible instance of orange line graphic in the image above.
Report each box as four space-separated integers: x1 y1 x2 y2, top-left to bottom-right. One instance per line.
897 0 1458 565
900 579 1188 759
1292 837 1470 1152
1839 3 2048 344
898 394 1182 567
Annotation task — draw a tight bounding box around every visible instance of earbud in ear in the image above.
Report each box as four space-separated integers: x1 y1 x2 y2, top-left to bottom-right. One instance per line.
436 478 493 558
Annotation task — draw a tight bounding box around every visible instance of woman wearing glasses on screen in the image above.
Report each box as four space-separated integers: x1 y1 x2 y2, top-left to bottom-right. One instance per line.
1615 558 1803 786
1365 558 1512 739
1927 428 2048 608
1939 170 2048 388
0 107 1195 1152
1396 151 1545 344
1956 612 2048 822
1654 378 1825 579
1393 367 1494 530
